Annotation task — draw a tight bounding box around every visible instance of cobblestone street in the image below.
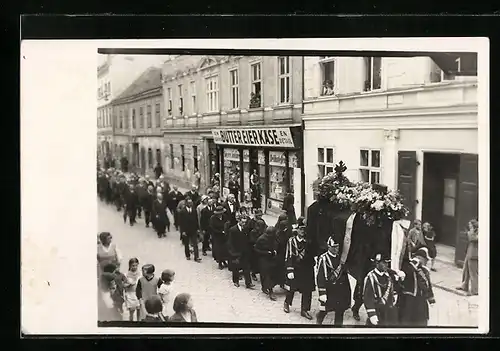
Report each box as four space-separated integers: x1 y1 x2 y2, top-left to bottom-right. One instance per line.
98 201 478 327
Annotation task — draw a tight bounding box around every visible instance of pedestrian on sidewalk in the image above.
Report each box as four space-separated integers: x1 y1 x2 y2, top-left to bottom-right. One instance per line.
152 193 170 238
457 218 479 296
209 205 229 270
179 198 202 262
283 218 315 320
124 258 141 321
158 269 176 319
275 214 291 289
422 222 437 272
254 226 279 300
168 293 198 323
398 247 436 327
136 264 163 321
315 236 351 326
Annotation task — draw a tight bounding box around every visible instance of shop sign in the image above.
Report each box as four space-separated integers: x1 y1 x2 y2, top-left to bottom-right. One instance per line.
224 149 240 161
212 128 295 148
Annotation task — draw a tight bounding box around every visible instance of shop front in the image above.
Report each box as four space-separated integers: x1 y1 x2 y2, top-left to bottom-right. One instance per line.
211 126 304 217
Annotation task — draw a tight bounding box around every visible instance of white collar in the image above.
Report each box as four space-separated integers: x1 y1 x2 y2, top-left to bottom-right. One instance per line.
296 236 305 242
237 224 243 231
327 251 337 258
374 268 389 277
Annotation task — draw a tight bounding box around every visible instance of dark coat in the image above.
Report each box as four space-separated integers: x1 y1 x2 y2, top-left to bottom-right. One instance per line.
275 219 291 285
124 189 139 211
228 180 240 198
316 252 352 313
179 207 199 235
152 199 169 230
167 190 184 211
209 214 229 262
306 200 334 257
246 218 263 273
284 236 315 293
223 201 240 232
227 224 252 270
141 191 155 212
282 193 297 224
200 206 215 232
185 191 201 207
254 232 279 289
154 165 164 178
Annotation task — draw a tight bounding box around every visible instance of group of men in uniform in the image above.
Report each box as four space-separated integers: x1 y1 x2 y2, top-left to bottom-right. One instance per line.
97 167 436 327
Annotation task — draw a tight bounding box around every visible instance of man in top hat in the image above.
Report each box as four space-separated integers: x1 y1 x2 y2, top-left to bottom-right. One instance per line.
398 247 436 327
363 252 401 326
283 217 315 320
315 236 352 326
200 198 216 256
209 205 229 270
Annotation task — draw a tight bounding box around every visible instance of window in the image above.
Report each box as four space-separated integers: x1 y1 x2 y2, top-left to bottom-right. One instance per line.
317 147 335 178
206 76 219 112
364 57 382 91
178 84 184 116
250 62 262 108
169 144 174 169
155 103 161 128
190 81 196 114
124 108 129 130
147 105 152 128
119 110 123 129
229 69 239 109
148 148 153 169
193 145 198 170
181 145 186 171
319 56 335 96
359 149 381 184
139 107 144 128
430 60 455 83
443 178 457 217
132 109 136 129
167 88 173 116
278 57 291 104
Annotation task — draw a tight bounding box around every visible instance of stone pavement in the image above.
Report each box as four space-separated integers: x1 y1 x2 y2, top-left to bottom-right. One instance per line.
98 201 478 327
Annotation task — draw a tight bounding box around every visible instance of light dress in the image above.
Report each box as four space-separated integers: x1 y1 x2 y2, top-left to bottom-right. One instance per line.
158 282 175 317
124 270 141 310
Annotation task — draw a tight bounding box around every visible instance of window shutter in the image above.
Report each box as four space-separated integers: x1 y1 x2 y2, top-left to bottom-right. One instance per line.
455 153 478 266
397 151 418 222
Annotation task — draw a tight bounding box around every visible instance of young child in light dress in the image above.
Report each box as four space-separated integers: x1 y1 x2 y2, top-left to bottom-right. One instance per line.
158 269 176 319
124 258 141 321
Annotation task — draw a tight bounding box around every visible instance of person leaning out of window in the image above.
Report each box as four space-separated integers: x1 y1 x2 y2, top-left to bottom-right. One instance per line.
457 219 479 296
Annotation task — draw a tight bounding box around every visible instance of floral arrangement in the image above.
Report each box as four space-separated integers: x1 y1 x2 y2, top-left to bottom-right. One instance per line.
316 161 409 226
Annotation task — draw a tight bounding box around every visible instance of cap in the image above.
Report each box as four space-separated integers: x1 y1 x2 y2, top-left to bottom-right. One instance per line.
213 206 226 214
371 253 391 263
327 236 339 248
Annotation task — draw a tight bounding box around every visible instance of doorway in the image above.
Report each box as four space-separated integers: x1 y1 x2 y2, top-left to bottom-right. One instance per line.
132 143 139 168
422 152 460 247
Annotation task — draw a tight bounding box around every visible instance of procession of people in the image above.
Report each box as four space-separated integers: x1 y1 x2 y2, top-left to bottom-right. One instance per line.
97 165 476 327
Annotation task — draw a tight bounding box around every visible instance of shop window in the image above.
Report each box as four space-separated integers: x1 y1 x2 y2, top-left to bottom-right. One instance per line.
190 81 196 115
360 149 381 184
206 76 219 113
250 62 262 108
224 148 240 187
148 148 153 169
147 105 152 128
364 57 382 91
230 69 239 109
320 56 335 96
278 56 291 104
139 107 144 128
317 147 335 178
193 145 198 170
181 145 185 171
155 103 161 128
178 84 184 116
269 151 287 201
132 109 136 129
169 144 174 169
167 88 173 116
288 151 299 194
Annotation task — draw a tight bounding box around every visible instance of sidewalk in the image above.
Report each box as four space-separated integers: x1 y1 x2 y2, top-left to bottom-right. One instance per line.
168 182 471 298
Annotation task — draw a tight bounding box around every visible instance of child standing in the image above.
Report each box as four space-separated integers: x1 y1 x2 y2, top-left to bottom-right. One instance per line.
422 222 437 272
158 269 176 318
136 264 163 320
143 295 168 323
124 258 141 321
102 263 127 316
408 219 426 253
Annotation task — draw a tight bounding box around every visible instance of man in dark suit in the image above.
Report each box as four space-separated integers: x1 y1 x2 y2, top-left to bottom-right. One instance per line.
167 185 184 231
223 193 240 232
228 174 240 201
179 198 201 262
124 183 139 226
227 213 255 289
185 185 201 207
200 198 216 256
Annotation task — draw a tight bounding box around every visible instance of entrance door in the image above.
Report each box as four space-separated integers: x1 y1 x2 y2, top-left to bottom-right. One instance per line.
422 153 460 247
132 143 139 168
140 147 146 173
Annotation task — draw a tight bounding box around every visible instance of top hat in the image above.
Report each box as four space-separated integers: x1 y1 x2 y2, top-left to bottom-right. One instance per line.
213 206 226 215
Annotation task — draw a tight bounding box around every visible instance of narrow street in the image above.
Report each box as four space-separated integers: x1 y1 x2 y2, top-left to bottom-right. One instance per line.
98 200 478 327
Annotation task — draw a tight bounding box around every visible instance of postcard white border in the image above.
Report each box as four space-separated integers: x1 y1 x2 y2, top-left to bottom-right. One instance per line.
20 38 489 335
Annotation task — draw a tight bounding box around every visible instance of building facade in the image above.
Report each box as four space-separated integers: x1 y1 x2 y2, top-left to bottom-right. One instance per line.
97 54 173 166
302 55 478 265
111 67 164 174
162 55 304 216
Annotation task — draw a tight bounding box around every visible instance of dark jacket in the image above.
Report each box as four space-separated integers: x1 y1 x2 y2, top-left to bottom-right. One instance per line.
179 207 199 235
223 201 240 231
185 191 201 207
284 236 316 293
210 213 229 262
167 190 184 211
200 205 215 232
125 189 139 211
227 224 252 269
152 199 169 226
228 180 240 198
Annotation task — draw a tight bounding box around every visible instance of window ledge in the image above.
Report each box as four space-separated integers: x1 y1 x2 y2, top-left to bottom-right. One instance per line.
274 103 293 110
203 111 220 117
227 108 241 114
248 107 264 112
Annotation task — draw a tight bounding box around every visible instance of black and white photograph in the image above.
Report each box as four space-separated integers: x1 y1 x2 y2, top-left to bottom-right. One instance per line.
21 36 489 335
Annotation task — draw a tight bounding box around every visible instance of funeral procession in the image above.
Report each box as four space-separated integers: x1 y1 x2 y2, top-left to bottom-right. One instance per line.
96 53 479 327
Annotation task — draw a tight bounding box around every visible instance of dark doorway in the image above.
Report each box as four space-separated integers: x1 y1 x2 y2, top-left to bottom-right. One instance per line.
140 147 146 173
249 149 259 187
422 152 460 247
208 139 219 182
132 143 139 168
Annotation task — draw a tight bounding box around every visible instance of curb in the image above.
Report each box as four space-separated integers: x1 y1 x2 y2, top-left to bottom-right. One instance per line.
432 283 469 297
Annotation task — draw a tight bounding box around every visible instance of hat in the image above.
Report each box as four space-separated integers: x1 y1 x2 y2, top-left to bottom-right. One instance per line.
297 216 306 228
214 206 226 214
327 236 339 248
254 209 263 216
414 247 431 261
201 195 209 202
371 252 391 263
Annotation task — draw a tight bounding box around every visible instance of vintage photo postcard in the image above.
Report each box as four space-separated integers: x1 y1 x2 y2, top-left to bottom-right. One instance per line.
21 38 489 335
